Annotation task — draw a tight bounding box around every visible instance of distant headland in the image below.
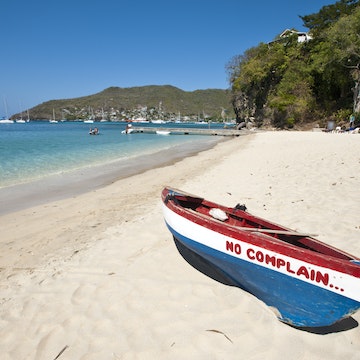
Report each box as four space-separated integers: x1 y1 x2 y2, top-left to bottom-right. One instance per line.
12 85 235 122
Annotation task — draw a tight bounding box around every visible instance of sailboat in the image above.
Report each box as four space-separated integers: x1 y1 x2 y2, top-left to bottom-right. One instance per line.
100 108 107 122
49 109 58 123
84 106 95 123
0 98 14 123
0 118 14 124
16 107 26 123
15 102 26 123
175 111 182 123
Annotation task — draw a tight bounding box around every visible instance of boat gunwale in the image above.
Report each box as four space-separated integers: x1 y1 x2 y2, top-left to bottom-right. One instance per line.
162 187 360 277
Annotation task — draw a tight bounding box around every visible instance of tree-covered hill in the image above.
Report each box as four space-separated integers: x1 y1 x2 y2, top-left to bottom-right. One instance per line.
227 0 360 129
20 85 234 121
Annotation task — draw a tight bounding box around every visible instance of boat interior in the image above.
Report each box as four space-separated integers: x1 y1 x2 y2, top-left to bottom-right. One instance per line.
169 193 354 261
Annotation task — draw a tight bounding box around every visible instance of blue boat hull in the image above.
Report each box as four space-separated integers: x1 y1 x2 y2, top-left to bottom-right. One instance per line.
168 224 360 328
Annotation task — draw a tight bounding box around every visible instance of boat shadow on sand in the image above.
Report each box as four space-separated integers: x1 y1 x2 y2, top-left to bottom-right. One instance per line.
173 237 359 335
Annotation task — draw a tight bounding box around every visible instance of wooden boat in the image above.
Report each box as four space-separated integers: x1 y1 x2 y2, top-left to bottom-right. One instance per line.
161 187 360 328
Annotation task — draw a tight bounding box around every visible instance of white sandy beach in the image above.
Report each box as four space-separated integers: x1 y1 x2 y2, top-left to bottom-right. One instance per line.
1 131 360 359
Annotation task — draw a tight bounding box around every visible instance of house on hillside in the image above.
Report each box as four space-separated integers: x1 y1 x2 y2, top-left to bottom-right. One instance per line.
279 29 312 43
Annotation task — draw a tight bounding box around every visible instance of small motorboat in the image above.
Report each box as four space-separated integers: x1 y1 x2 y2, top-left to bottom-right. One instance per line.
156 130 171 135
121 128 133 134
121 124 133 134
161 187 360 328
89 127 99 135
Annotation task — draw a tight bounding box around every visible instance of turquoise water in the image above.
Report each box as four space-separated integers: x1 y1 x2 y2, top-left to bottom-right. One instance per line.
0 121 224 188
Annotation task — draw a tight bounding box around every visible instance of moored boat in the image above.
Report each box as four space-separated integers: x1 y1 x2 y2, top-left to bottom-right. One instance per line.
161 187 360 328
49 108 58 123
0 119 14 124
156 130 171 135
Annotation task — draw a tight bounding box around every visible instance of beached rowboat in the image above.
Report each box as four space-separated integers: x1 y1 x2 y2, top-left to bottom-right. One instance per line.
161 187 360 328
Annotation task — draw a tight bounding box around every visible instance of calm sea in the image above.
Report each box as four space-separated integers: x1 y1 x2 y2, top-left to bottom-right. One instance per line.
0 121 225 189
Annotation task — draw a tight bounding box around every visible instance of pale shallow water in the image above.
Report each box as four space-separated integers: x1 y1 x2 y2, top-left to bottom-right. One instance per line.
0 121 225 188
0 121 228 214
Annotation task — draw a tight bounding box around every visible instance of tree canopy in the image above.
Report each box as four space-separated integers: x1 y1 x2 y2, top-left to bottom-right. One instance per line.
227 0 360 128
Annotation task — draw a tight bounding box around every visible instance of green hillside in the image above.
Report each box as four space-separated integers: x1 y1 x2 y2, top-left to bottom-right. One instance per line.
23 85 234 121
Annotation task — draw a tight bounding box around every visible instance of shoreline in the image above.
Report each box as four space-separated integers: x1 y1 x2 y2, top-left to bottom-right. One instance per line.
1 131 360 359
0 135 226 215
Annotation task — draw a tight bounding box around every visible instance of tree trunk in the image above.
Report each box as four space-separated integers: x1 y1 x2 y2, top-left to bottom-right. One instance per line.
354 79 360 113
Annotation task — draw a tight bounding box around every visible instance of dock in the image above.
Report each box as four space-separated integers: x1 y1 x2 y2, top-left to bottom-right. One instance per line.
130 126 243 136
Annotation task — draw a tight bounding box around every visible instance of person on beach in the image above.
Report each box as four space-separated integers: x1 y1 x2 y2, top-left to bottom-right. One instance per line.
349 114 355 129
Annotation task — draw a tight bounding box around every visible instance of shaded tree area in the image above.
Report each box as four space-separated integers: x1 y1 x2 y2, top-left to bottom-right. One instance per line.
227 0 360 129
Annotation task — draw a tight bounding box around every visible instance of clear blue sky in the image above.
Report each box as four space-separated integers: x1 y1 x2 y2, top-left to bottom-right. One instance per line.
1 0 333 116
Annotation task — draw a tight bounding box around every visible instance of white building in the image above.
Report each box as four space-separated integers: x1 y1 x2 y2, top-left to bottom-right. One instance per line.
279 29 313 43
